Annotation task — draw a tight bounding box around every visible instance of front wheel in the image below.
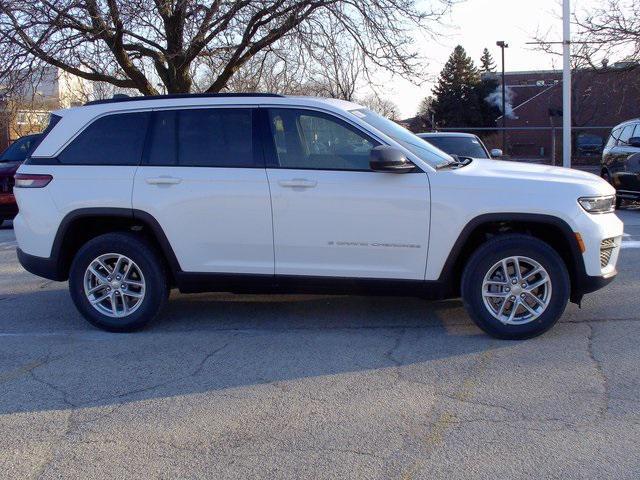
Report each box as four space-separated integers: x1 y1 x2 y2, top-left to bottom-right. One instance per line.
461 234 570 340
69 232 168 332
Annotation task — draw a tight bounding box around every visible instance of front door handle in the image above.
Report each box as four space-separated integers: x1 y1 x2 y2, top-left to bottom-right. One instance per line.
145 176 182 185
278 178 317 188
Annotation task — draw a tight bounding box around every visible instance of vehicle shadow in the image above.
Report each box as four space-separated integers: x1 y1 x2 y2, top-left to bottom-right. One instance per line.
0 287 506 416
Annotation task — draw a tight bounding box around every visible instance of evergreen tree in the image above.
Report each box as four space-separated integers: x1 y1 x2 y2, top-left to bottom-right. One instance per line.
431 45 483 128
479 48 496 73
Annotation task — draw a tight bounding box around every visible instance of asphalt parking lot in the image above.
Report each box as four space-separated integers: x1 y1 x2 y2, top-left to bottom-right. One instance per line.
1 210 640 479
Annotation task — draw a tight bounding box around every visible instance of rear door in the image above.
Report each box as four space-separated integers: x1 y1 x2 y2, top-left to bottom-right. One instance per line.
262 107 430 280
132 107 274 274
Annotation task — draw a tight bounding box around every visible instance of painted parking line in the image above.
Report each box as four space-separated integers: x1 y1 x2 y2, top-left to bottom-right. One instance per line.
622 233 640 249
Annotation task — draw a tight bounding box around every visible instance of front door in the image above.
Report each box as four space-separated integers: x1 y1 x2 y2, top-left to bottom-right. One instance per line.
262 107 430 280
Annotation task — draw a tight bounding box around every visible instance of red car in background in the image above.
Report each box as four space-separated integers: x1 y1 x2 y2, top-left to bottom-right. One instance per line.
0 134 42 226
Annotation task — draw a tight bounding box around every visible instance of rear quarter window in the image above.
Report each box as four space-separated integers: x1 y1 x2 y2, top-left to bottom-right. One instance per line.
57 112 149 165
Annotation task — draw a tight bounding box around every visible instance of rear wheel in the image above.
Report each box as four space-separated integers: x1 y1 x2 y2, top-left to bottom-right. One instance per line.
69 232 168 332
461 234 570 340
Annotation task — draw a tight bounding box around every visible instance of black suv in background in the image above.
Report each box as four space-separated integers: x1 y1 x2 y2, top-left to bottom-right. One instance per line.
602 119 640 207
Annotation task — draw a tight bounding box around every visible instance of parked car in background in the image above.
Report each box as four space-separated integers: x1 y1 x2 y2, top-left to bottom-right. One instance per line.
576 133 604 156
417 132 502 160
601 118 640 207
0 133 42 226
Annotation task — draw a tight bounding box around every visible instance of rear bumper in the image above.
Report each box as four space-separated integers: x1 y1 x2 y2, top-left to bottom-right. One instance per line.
17 248 65 281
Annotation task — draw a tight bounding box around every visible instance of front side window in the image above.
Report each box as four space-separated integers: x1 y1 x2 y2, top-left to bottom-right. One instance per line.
146 108 254 167
617 125 635 146
58 112 149 165
605 128 621 149
267 109 378 170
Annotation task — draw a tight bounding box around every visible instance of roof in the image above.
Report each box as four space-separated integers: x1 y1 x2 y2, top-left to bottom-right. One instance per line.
39 95 368 158
417 132 478 138
54 94 365 117
84 92 283 105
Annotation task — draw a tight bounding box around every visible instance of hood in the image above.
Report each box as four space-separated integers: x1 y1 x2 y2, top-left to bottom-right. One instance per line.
458 158 613 195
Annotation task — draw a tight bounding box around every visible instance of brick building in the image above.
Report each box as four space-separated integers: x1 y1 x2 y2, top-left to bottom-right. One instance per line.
487 61 640 163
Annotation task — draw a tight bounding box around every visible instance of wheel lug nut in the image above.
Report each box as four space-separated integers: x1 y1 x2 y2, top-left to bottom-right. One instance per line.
107 276 112 281
107 287 111 291
116 276 121 280
510 295 516 301
121 284 126 289
520 293 526 298
512 279 517 284
505 287 510 292
521 283 527 288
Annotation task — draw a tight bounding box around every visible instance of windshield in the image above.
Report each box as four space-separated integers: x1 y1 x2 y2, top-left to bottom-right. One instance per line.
350 108 453 167
0 135 41 163
420 136 489 159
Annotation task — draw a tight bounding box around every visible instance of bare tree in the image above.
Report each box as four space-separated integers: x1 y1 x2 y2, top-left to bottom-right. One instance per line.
573 0 640 66
0 0 450 97
359 93 399 120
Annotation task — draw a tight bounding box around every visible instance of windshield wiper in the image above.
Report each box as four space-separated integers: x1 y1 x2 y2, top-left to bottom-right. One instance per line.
436 155 473 170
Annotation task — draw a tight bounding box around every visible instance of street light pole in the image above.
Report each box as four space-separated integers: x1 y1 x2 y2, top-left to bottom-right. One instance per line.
562 0 572 168
496 41 509 153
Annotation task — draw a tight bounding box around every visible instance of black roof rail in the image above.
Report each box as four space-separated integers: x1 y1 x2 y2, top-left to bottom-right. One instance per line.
84 92 285 106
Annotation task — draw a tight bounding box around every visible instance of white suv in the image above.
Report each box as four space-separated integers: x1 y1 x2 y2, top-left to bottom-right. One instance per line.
14 94 623 339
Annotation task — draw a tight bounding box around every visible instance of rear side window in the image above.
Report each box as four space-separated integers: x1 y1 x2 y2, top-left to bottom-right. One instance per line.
58 112 149 165
146 108 255 167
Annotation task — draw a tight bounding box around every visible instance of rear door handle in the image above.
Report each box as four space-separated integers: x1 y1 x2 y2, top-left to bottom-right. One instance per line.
278 178 317 188
145 176 182 185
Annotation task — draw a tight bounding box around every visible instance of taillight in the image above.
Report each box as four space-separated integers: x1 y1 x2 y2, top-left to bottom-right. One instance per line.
14 173 53 188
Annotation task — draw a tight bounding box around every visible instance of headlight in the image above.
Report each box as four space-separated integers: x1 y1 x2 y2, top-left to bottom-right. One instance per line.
578 195 616 214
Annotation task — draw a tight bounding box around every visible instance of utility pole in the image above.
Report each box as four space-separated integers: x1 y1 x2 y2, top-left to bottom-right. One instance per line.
562 0 572 168
496 41 509 153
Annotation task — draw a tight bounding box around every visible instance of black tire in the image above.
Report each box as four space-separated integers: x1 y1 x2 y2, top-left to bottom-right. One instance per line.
461 234 570 340
69 232 168 332
615 196 623 209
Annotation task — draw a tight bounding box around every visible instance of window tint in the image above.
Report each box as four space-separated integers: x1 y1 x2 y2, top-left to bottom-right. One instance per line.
267 108 378 170
147 111 177 165
147 108 254 167
58 112 149 165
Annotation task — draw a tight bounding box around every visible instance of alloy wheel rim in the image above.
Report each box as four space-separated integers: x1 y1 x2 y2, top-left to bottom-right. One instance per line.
83 253 146 318
482 256 552 325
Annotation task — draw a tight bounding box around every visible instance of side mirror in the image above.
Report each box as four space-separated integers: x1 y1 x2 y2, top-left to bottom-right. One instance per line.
628 137 640 148
490 148 503 158
369 146 415 173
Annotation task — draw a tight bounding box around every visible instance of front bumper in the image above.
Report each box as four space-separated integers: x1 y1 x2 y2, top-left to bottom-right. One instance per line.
572 269 617 303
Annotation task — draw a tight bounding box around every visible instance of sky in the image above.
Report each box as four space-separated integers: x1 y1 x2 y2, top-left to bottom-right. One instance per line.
388 0 599 118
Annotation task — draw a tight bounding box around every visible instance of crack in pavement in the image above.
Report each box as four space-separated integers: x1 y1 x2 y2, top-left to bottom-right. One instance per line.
587 323 610 418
